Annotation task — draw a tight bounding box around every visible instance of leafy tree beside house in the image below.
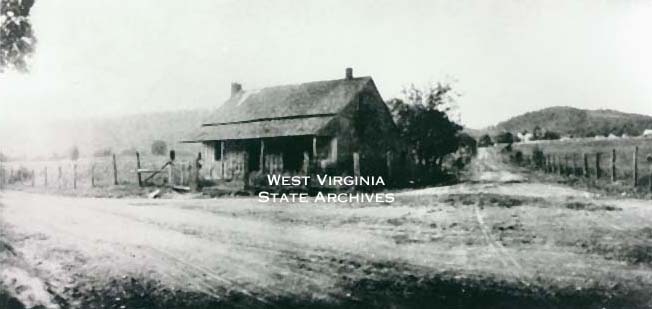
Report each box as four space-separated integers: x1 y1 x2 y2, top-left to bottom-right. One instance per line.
387 82 463 178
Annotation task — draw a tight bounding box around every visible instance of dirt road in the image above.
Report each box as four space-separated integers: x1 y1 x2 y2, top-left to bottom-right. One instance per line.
2 148 652 308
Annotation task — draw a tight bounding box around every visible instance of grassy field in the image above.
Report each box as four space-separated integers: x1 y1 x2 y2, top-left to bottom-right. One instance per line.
511 137 652 189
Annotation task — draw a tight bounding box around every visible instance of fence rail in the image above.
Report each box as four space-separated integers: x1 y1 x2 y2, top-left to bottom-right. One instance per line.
512 145 652 192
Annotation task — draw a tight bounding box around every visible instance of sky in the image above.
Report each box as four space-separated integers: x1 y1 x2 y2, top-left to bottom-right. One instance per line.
1 0 652 133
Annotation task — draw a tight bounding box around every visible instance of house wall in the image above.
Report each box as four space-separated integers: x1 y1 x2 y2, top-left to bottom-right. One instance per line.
201 140 247 182
319 80 403 178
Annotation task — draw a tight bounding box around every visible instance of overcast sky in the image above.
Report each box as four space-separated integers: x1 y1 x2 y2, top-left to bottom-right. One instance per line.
1 0 651 131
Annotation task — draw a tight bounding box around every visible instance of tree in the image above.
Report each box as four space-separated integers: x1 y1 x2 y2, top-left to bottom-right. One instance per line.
0 0 36 72
532 126 543 140
387 82 463 174
542 131 561 140
151 140 167 156
494 131 514 144
478 134 493 147
69 146 79 161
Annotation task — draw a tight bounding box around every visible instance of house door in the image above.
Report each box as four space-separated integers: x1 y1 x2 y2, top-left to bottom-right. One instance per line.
247 141 261 172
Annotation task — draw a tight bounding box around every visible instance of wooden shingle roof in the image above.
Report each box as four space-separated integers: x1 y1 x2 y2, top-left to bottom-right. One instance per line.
187 76 373 141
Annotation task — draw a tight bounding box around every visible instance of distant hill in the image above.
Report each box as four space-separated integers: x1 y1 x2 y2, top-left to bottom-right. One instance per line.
483 106 652 138
0 109 210 159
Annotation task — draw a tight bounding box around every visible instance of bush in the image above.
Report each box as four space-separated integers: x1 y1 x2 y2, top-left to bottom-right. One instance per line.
151 140 168 156
495 132 515 144
512 151 524 165
478 134 493 147
542 131 561 140
532 147 545 169
9 166 32 184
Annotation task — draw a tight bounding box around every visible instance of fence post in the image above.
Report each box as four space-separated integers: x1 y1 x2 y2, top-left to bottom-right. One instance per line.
91 164 95 187
353 152 361 177
73 163 77 190
44 167 48 187
136 152 142 187
196 153 202 190
596 153 602 179
180 164 185 185
583 153 589 177
633 146 639 187
558 155 563 176
572 154 578 176
168 150 176 186
611 149 616 182
58 166 62 188
31 169 35 187
112 154 118 185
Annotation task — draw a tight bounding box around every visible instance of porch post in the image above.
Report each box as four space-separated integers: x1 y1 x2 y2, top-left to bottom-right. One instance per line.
353 152 361 177
331 137 338 163
312 136 317 158
260 139 265 172
386 150 392 181
303 152 310 174
220 141 225 179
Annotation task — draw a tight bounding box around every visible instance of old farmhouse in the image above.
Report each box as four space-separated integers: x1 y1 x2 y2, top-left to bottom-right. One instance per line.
186 68 402 189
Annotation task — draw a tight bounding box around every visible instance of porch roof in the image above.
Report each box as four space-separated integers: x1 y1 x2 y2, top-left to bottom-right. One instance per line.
184 115 334 142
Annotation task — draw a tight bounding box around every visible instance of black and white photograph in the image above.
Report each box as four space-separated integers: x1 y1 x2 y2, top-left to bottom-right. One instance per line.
1 1 652 308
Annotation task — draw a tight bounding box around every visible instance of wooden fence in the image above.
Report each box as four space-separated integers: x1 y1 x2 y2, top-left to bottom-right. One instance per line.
0 151 200 191
514 146 652 191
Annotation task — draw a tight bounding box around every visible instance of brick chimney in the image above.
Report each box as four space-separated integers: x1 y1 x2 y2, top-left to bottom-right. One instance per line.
345 67 353 80
231 82 242 97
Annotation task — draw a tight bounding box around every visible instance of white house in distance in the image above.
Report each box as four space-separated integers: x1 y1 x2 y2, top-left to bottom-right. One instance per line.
643 129 652 137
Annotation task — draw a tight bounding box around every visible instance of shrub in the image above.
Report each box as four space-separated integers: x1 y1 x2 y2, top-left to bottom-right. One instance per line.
542 131 561 140
532 147 545 169
478 134 493 147
151 140 168 156
495 132 515 144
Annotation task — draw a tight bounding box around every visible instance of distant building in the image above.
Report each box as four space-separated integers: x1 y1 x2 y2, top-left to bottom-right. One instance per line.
184 68 402 189
517 132 534 142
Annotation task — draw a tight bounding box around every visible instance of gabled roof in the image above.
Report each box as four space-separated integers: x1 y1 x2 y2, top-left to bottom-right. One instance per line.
186 76 374 141
203 77 371 125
